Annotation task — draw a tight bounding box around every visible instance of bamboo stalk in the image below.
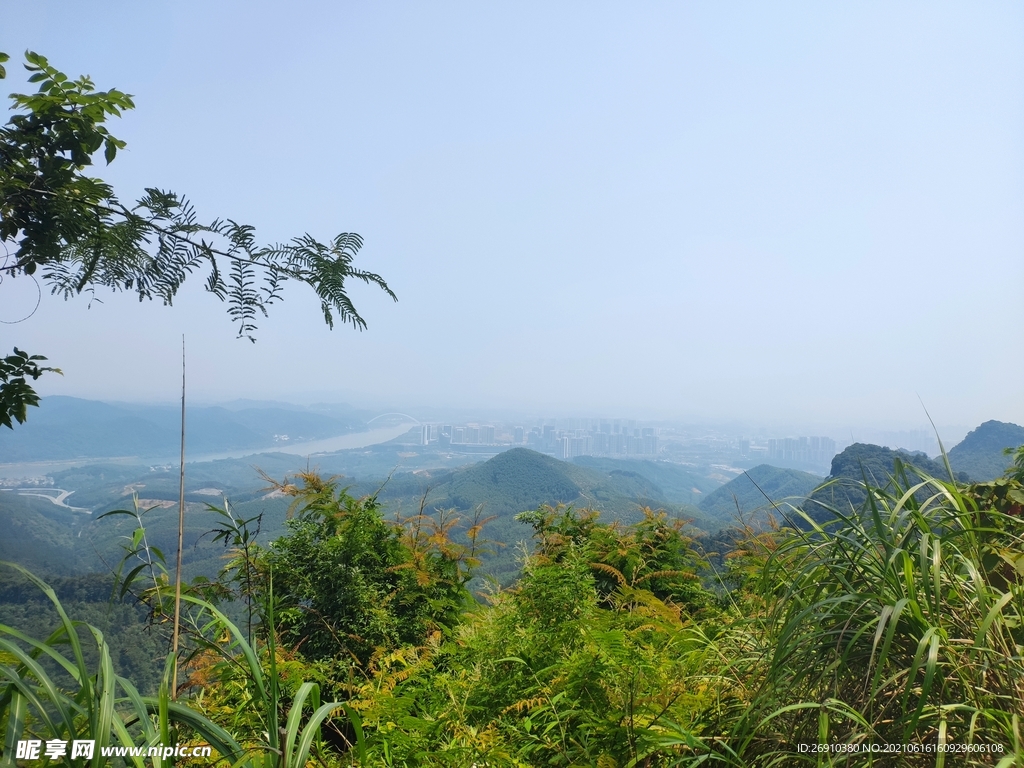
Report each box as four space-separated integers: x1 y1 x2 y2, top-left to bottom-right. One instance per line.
171 335 186 699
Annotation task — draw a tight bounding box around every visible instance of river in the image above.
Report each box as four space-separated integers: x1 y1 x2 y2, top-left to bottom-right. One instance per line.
0 423 418 480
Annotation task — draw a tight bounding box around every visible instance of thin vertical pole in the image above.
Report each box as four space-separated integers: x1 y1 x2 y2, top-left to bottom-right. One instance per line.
171 336 185 699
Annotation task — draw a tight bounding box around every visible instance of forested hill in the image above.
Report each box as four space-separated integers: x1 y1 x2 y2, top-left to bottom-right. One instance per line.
572 455 722 504
366 448 714 585
698 464 822 522
804 443 967 520
948 420 1024 481
419 448 707 524
439 448 603 515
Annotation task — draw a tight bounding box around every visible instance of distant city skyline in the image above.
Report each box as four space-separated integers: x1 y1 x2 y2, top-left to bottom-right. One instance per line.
404 413 948 470
0 392 998 487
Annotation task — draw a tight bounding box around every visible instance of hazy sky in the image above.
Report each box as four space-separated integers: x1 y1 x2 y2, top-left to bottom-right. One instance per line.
2 3 1022 432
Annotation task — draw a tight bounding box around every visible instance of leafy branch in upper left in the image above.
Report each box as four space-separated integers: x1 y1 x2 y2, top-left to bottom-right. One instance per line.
0 50 397 427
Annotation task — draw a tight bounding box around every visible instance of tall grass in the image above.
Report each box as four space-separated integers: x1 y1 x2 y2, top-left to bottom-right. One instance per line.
726 461 1024 766
0 562 347 768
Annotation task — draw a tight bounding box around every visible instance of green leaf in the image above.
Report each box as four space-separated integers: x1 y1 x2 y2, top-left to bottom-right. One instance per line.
97 508 141 520
1 689 27 768
120 564 150 599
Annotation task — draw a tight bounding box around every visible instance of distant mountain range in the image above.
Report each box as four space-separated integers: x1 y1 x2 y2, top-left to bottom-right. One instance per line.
0 396 368 462
2 413 1021 588
701 421 1023 527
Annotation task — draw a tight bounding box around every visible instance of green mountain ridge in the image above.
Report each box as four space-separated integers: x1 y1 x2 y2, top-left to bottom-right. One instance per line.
947 420 1024 481
804 443 968 521
572 456 722 504
409 449 711 524
698 464 823 522
360 448 719 584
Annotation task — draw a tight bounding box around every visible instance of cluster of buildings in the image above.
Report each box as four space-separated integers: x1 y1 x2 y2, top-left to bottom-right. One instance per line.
418 419 661 459
413 418 839 471
548 427 659 459
737 435 838 471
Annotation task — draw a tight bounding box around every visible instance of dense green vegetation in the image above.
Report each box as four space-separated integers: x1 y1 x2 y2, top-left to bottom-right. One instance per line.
0 571 167 696
3 448 1022 767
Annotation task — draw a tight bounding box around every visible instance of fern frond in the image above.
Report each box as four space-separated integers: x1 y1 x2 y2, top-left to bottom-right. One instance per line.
633 569 691 585
591 561 627 585
502 697 547 715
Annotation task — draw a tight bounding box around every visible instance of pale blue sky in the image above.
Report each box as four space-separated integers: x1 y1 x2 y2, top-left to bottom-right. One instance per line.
2 2 1022 432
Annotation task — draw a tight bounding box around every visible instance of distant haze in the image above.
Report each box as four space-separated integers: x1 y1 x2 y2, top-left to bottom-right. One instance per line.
2 3 1022 434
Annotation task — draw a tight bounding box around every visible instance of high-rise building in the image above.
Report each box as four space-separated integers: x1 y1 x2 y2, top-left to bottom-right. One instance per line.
558 436 570 459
